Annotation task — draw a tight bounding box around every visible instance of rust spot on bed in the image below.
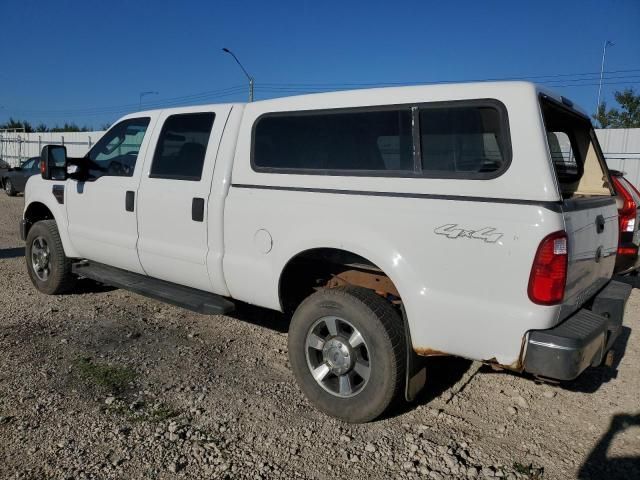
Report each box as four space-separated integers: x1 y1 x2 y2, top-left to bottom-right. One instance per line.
413 347 450 357
482 336 527 372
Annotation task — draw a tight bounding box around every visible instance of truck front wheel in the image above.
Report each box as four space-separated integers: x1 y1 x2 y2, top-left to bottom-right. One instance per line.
288 286 406 423
25 220 76 295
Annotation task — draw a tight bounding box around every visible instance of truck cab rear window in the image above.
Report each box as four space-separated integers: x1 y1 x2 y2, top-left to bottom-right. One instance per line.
252 109 413 173
150 113 215 181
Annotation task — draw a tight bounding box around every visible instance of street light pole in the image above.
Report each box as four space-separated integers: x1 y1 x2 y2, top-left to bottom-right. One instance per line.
222 47 254 102
139 91 159 110
596 40 614 116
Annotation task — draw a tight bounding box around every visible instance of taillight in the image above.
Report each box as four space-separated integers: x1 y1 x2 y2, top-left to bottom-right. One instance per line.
613 176 636 234
624 177 640 198
528 231 568 305
39 159 46 175
618 246 638 256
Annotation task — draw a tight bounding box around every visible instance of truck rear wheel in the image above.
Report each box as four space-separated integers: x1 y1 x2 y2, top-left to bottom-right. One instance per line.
25 220 76 294
288 286 405 423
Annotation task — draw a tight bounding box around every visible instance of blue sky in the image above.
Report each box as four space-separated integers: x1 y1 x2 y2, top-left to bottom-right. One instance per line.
1 0 639 128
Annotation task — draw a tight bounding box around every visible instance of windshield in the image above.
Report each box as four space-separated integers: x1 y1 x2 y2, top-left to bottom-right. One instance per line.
541 97 613 198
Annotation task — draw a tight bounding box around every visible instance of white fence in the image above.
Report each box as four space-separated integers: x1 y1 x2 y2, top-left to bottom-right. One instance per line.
595 128 640 184
0 130 105 167
2 127 640 185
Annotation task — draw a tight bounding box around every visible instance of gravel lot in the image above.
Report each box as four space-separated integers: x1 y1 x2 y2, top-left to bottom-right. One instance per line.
0 192 638 480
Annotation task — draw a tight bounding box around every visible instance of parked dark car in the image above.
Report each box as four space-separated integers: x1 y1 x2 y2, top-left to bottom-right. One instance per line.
611 169 640 275
2 157 41 196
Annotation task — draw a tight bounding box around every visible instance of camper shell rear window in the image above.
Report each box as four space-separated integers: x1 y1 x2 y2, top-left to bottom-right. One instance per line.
540 96 613 198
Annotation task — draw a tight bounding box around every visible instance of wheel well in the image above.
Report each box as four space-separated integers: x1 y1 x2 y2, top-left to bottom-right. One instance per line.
24 202 55 236
278 248 401 314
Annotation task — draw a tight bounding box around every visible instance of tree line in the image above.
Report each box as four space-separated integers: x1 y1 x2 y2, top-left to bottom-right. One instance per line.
593 88 639 128
0 118 111 133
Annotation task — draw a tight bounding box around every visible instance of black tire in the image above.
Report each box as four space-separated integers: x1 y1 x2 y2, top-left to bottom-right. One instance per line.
25 220 76 294
288 286 405 423
4 179 16 196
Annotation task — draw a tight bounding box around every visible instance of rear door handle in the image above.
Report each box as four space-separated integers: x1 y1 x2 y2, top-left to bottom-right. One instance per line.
125 191 135 212
192 197 205 222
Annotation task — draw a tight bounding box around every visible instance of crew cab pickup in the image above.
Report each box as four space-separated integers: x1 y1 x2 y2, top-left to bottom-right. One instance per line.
21 82 631 422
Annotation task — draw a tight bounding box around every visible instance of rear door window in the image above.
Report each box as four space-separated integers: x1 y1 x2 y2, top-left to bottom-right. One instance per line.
150 113 215 181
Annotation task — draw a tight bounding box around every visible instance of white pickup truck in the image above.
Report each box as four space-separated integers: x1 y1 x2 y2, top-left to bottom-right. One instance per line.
21 82 631 423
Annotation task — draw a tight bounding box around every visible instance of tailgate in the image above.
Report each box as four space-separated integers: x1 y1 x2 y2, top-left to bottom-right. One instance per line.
540 95 618 320
562 197 618 316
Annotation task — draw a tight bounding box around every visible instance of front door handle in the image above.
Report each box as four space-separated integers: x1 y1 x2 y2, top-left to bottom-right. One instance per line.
192 198 205 222
125 191 135 212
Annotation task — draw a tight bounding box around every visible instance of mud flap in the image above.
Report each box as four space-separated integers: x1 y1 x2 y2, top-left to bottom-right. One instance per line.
401 307 426 401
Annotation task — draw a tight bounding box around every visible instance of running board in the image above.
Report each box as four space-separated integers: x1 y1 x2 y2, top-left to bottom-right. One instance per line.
72 261 235 315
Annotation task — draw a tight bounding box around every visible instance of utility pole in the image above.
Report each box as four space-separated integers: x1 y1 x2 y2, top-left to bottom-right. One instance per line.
596 40 614 118
139 91 159 110
222 48 254 102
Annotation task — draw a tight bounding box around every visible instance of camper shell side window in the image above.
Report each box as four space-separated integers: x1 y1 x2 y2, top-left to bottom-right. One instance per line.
251 99 512 179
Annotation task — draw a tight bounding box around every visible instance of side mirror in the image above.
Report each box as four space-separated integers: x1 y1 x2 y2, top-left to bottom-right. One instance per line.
40 145 67 180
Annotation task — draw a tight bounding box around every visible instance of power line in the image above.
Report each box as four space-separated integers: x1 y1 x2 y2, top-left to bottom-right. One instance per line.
10 85 247 116
255 79 640 95
258 75 640 90
4 68 640 118
543 80 640 88
14 86 247 116
258 68 640 88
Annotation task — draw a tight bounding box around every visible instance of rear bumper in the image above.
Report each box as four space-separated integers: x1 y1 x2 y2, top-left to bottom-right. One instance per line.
523 280 632 381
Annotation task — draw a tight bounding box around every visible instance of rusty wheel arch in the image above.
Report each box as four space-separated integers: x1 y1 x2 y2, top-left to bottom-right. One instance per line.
278 247 402 314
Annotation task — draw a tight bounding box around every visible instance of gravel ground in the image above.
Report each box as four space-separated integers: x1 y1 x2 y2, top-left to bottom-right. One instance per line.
0 193 639 480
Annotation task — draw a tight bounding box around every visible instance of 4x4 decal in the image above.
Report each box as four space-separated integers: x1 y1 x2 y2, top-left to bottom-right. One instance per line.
434 224 503 243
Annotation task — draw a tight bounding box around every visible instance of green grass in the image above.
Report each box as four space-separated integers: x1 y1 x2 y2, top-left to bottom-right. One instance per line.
74 357 137 393
74 357 181 423
146 404 180 422
104 399 180 423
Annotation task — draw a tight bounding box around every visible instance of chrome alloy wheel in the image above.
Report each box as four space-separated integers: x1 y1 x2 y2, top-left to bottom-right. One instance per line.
31 236 51 281
305 316 371 398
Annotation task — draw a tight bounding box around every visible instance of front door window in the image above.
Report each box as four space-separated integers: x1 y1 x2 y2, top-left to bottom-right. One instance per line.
85 118 150 178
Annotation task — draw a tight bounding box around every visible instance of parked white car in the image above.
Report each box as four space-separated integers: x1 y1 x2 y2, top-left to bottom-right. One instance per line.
21 82 631 422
